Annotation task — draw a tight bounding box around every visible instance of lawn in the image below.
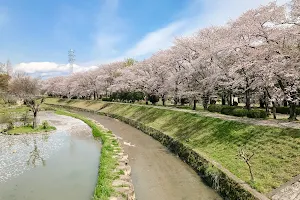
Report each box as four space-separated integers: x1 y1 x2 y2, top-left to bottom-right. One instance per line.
7 125 56 135
46 98 300 194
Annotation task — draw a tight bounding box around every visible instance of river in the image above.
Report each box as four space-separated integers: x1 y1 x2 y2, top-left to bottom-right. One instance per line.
0 112 101 200
74 110 222 200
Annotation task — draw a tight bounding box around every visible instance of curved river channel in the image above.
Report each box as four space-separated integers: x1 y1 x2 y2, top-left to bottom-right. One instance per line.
73 110 222 200
0 111 222 200
0 112 101 200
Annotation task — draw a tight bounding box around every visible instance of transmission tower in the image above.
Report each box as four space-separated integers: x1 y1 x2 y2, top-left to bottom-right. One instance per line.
68 49 75 74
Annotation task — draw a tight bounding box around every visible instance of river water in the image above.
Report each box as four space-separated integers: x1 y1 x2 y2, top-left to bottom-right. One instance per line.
0 112 101 200
74 110 222 200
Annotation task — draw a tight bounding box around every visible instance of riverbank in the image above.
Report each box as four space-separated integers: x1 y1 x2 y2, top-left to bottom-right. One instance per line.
45 98 300 198
55 109 135 200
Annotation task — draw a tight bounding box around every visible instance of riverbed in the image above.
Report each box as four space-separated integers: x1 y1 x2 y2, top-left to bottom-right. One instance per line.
0 112 101 200
74 110 222 200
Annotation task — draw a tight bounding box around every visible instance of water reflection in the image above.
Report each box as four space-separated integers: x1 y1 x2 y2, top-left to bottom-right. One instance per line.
27 139 46 167
0 112 101 200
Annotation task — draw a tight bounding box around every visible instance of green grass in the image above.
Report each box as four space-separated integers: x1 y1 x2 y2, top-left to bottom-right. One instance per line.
55 109 120 200
46 98 300 194
7 125 56 135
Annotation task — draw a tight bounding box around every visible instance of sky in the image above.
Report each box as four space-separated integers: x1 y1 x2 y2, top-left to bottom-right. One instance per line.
0 0 289 78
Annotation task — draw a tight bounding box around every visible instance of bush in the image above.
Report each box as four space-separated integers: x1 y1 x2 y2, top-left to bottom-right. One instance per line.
42 121 50 129
276 106 300 115
232 109 248 117
276 107 289 114
208 105 223 113
21 111 30 126
221 106 236 115
247 110 267 119
102 97 112 102
149 95 159 105
7 118 15 130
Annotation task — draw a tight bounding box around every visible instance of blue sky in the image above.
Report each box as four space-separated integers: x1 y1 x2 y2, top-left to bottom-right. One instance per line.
0 0 288 77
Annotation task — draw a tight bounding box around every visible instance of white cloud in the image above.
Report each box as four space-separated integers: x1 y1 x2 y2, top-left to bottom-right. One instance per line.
14 62 98 78
123 0 290 59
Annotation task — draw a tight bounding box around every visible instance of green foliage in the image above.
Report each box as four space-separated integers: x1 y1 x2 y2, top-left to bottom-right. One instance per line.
232 108 248 117
220 106 236 115
276 106 300 115
102 97 113 102
110 91 144 103
208 105 224 113
208 105 267 119
247 110 267 119
148 94 159 105
7 125 56 135
42 120 50 129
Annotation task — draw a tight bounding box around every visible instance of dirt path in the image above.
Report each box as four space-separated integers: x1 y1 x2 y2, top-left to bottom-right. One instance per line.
73 110 222 200
113 102 300 129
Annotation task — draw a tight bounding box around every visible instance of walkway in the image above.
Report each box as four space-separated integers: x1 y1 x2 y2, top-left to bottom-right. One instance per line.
115 102 300 129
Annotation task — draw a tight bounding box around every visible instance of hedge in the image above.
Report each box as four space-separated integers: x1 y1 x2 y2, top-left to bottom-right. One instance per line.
276 106 300 115
207 105 267 119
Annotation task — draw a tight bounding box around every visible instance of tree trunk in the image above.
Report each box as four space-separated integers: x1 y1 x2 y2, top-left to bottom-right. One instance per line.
193 99 197 110
259 98 265 108
228 92 233 106
94 91 96 100
180 99 185 106
283 100 288 107
33 111 37 129
162 95 166 106
202 94 209 110
289 103 297 121
222 94 226 105
272 102 277 119
264 92 269 115
145 95 149 105
245 90 251 110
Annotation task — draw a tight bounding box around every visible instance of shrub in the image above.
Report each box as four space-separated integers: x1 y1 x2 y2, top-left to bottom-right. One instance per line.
7 118 15 130
21 111 30 126
42 121 50 129
232 109 248 117
208 105 223 113
276 107 289 114
247 110 267 119
221 106 236 115
102 97 112 102
149 95 159 105
276 106 300 115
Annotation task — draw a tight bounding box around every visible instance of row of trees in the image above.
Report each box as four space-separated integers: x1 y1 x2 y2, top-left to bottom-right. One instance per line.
43 1 300 120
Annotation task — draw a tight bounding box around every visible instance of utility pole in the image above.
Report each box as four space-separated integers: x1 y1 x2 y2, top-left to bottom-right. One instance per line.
68 49 75 74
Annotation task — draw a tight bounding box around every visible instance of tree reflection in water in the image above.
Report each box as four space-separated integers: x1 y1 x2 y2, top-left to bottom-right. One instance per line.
27 139 46 167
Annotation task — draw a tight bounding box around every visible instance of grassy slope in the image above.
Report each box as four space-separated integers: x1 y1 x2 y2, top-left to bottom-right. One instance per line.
46 98 300 194
7 125 56 134
55 109 120 200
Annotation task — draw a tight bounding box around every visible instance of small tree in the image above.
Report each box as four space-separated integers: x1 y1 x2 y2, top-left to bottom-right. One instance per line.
24 98 44 129
9 73 42 128
238 148 255 182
